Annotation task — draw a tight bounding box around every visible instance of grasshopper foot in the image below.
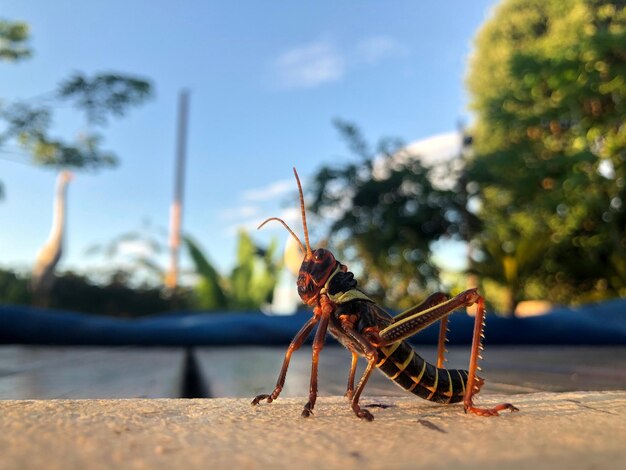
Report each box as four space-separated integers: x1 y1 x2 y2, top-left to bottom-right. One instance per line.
352 403 374 421
465 402 518 416
301 401 314 418
355 408 374 421
251 394 273 406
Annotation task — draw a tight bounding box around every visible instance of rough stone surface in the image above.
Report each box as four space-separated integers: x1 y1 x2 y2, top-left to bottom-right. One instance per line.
1 391 624 469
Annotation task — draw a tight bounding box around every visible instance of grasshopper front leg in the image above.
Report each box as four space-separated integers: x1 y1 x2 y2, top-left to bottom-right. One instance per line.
251 315 319 406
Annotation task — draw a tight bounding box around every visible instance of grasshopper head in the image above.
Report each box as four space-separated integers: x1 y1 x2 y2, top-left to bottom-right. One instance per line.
297 248 337 304
258 168 340 306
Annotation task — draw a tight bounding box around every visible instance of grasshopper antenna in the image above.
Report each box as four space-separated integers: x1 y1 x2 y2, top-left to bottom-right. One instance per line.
256 168 312 258
292 167 313 257
257 217 305 255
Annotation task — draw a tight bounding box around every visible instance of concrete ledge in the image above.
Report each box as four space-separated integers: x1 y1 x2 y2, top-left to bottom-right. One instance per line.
1 391 625 469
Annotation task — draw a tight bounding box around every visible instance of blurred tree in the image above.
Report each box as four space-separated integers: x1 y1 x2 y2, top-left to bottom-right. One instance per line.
0 267 188 316
0 19 31 199
0 19 30 61
3 221 280 314
308 120 478 308
467 0 626 311
229 230 281 310
49 271 188 317
85 222 168 287
0 18 152 198
86 225 280 312
0 268 32 305
184 235 228 311
184 231 281 311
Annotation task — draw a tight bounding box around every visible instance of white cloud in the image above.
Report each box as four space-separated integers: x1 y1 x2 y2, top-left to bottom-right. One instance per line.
257 207 301 232
402 131 462 166
217 204 260 221
276 207 301 225
274 41 345 89
372 131 464 190
223 179 300 236
225 207 300 236
372 131 461 178
242 179 294 202
271 35 409 90
356 36 409 65
116 239 155 258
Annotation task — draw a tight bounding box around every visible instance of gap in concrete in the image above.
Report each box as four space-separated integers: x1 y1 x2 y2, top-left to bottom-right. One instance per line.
180 348 211 398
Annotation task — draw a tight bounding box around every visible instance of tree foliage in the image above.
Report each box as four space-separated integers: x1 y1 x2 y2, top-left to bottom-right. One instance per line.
0 19 30 61
57 73 152 125
1 72 152 169
84 223 168 287
3 225 281 314
0 267 189 317
308 120 477 308
0 268 31 305
467 0 626 308
229 231 281 310
184 235 228 311
0 18 152 197
185 231 282 311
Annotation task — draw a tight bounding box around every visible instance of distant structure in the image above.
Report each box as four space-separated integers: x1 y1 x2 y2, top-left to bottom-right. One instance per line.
165 89 190 291
31 171 73 307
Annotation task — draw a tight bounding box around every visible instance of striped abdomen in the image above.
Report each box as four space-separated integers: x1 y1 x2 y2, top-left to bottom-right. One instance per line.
376 341 471 404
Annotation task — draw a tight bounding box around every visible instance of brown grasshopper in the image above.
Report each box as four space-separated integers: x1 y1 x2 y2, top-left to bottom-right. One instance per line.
252 168 518 421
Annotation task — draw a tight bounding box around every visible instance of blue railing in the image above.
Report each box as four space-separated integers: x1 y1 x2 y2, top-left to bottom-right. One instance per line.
1 299 625 346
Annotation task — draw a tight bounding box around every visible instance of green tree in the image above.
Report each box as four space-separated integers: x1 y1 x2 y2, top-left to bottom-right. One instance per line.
184 231 281 311
184 235 228 311
85 222 169 287
229 230 281 310
466 0 626 310
0 18 152 198
0 268 31 304
309 120 478 308
0 19 30 61
86 226 281 312
0 19 31 199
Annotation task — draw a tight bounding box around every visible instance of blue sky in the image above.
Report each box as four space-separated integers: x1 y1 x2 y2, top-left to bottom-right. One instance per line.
0 0 500 278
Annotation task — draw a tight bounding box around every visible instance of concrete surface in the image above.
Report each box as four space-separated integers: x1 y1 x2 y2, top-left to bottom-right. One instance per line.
197 346 626 397
0 347 185 399
0 391 624 469
2 346 625 400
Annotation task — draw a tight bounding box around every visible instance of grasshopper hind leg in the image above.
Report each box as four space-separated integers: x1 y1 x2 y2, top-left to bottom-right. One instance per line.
436 316 449 369
463 297 519 416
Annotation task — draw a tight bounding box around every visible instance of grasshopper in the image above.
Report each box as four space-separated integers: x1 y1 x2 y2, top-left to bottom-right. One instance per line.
252 168 518 421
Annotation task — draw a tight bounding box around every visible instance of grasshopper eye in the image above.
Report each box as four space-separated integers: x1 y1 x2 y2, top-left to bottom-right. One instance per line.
314 249 327 261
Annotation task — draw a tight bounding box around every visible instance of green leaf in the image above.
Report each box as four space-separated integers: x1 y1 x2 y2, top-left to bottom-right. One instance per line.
183 236 228 310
